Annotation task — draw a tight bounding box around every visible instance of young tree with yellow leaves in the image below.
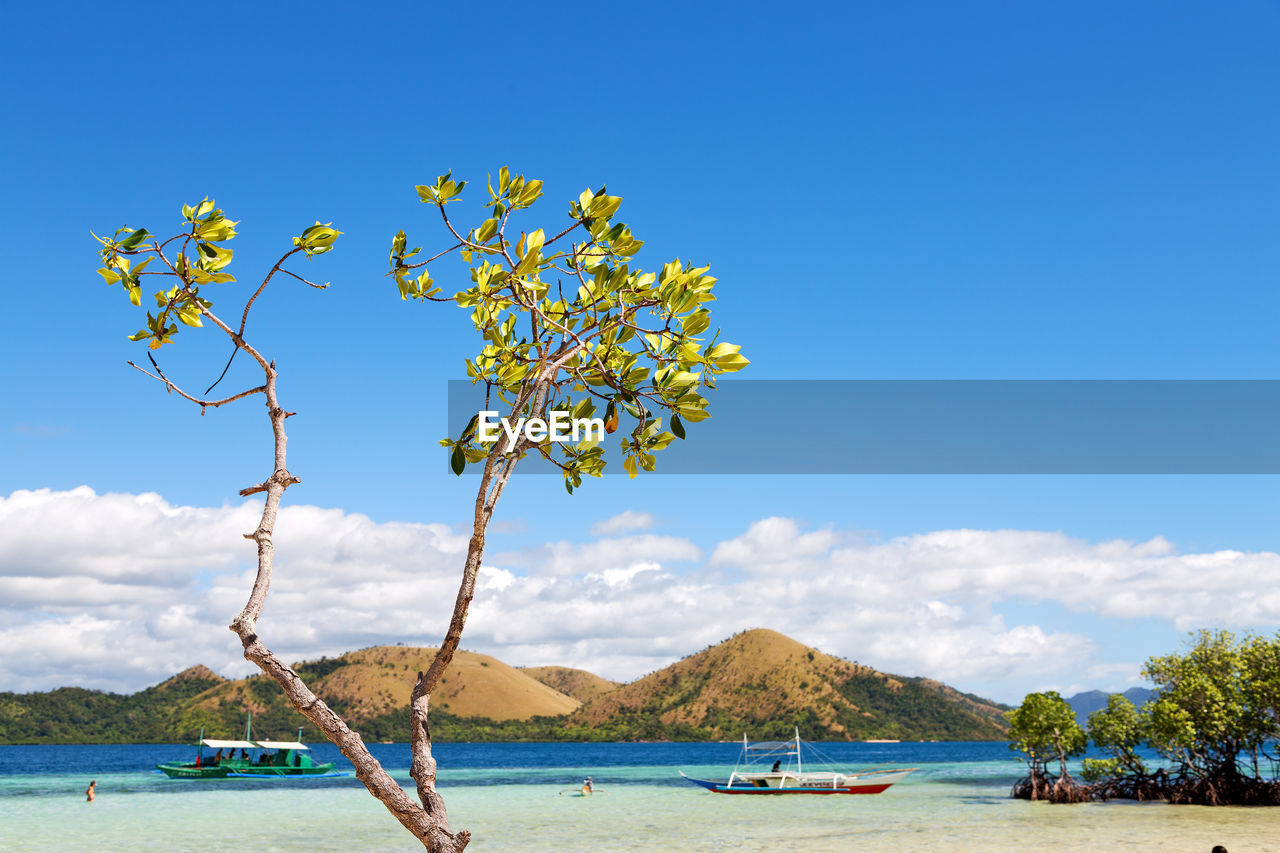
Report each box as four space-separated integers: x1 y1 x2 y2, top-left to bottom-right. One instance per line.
94 170 746 851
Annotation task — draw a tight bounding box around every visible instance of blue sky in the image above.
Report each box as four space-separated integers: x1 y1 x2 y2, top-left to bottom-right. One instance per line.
1 2 1277 704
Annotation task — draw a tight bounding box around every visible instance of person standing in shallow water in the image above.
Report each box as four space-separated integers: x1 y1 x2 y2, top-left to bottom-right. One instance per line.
85 780 96 803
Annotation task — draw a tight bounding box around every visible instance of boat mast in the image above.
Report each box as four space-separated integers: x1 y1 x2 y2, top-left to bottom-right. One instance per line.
197 725 204 765
795 726 802 775
245 711 253 743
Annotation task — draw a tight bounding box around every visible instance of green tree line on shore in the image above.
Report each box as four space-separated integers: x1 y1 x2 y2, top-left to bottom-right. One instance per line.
1007 629 1280 806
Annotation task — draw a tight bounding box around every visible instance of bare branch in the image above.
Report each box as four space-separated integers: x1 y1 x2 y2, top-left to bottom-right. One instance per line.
241 246 306 335
434 205 483 253
402 240 465 270
542 217 588 248
277 267 330 289
128 360 264 411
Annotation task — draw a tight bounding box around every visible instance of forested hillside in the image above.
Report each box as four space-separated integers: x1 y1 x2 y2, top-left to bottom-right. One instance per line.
1 632 1008 743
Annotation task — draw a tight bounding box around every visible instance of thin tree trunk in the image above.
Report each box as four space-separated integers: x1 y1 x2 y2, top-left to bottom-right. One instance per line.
224 351 469 852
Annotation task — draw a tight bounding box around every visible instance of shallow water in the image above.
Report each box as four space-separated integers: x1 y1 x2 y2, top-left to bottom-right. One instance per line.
1 742 1275 852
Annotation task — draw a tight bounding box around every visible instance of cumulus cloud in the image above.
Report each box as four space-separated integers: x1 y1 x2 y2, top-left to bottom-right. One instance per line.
589 510 657 537
710 516 840 567
3 489 1277 702
0 487 468 691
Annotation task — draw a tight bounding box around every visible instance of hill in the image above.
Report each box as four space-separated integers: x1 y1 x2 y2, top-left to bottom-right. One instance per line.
1066 687 1156 726
191 646 578 723
1 632 1009 743
568 629 1008 741
167 646 581 744
520 666 620 703
0 665 225 743
0 648 579 744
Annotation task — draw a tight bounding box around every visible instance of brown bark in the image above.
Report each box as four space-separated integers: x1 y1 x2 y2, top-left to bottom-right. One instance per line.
406 378 540 824
215 352 470 852
217 346 554 850
124 295 470 851
132 224 593 850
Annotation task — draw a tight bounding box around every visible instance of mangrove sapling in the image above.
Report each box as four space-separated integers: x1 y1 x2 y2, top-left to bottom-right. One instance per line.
1009 631 1280 807
1081 694 1165 801
1005 690 1090 802
386 168 747 848
94 170 747 851
94 208 471 849
1143 630 1280 806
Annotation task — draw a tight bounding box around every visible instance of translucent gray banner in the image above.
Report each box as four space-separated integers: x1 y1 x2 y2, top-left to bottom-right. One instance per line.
446 380 1280 474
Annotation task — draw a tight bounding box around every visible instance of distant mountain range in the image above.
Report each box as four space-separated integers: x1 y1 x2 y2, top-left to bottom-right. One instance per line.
0 629 1010 744
1064 687 1156 726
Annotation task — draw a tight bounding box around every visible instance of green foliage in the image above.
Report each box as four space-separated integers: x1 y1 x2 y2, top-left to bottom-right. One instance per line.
0 671 226 744
1144 629 1279 777
1005 691 1087 779
1012 630 1280 804
833 675 1009 741
1080 757 1123 784
293 656 349 682
95 199 338 350
247 676 282 704
392 168 748 491
294 222 342 256
1085 693 1147 777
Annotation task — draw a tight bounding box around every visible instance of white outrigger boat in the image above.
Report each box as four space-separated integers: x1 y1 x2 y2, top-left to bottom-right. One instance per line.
680 730 916 795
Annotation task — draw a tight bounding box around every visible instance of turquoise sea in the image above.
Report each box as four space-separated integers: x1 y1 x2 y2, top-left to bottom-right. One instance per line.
2 741 1276 852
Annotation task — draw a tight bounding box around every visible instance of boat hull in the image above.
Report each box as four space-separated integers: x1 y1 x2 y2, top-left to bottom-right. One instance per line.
679 769 914 795
156 760 338 779
155 762 232 779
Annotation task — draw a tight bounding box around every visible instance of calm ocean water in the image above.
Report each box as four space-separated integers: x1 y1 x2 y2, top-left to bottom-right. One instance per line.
1 741 1275 852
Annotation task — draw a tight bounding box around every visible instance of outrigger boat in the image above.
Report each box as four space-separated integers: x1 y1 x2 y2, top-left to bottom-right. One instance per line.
680 730 916 795
156 714 344 779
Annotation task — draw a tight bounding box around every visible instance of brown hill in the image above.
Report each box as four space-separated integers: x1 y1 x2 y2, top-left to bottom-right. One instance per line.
570 628 1008 740
3 631 1009 744
190 647 579 725
520 666 620 703
158 665 226 687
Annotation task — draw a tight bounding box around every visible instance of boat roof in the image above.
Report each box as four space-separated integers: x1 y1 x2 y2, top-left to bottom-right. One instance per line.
201 739 257 749
744 740 800 759
745 740 799 752
199 738 311 750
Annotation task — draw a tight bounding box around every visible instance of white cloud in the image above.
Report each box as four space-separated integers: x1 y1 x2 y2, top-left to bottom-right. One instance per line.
0 488 468 692
509 533 701 578
3 489 1277 704
710 516 839 570
585 560 667 588
590 510 657 537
